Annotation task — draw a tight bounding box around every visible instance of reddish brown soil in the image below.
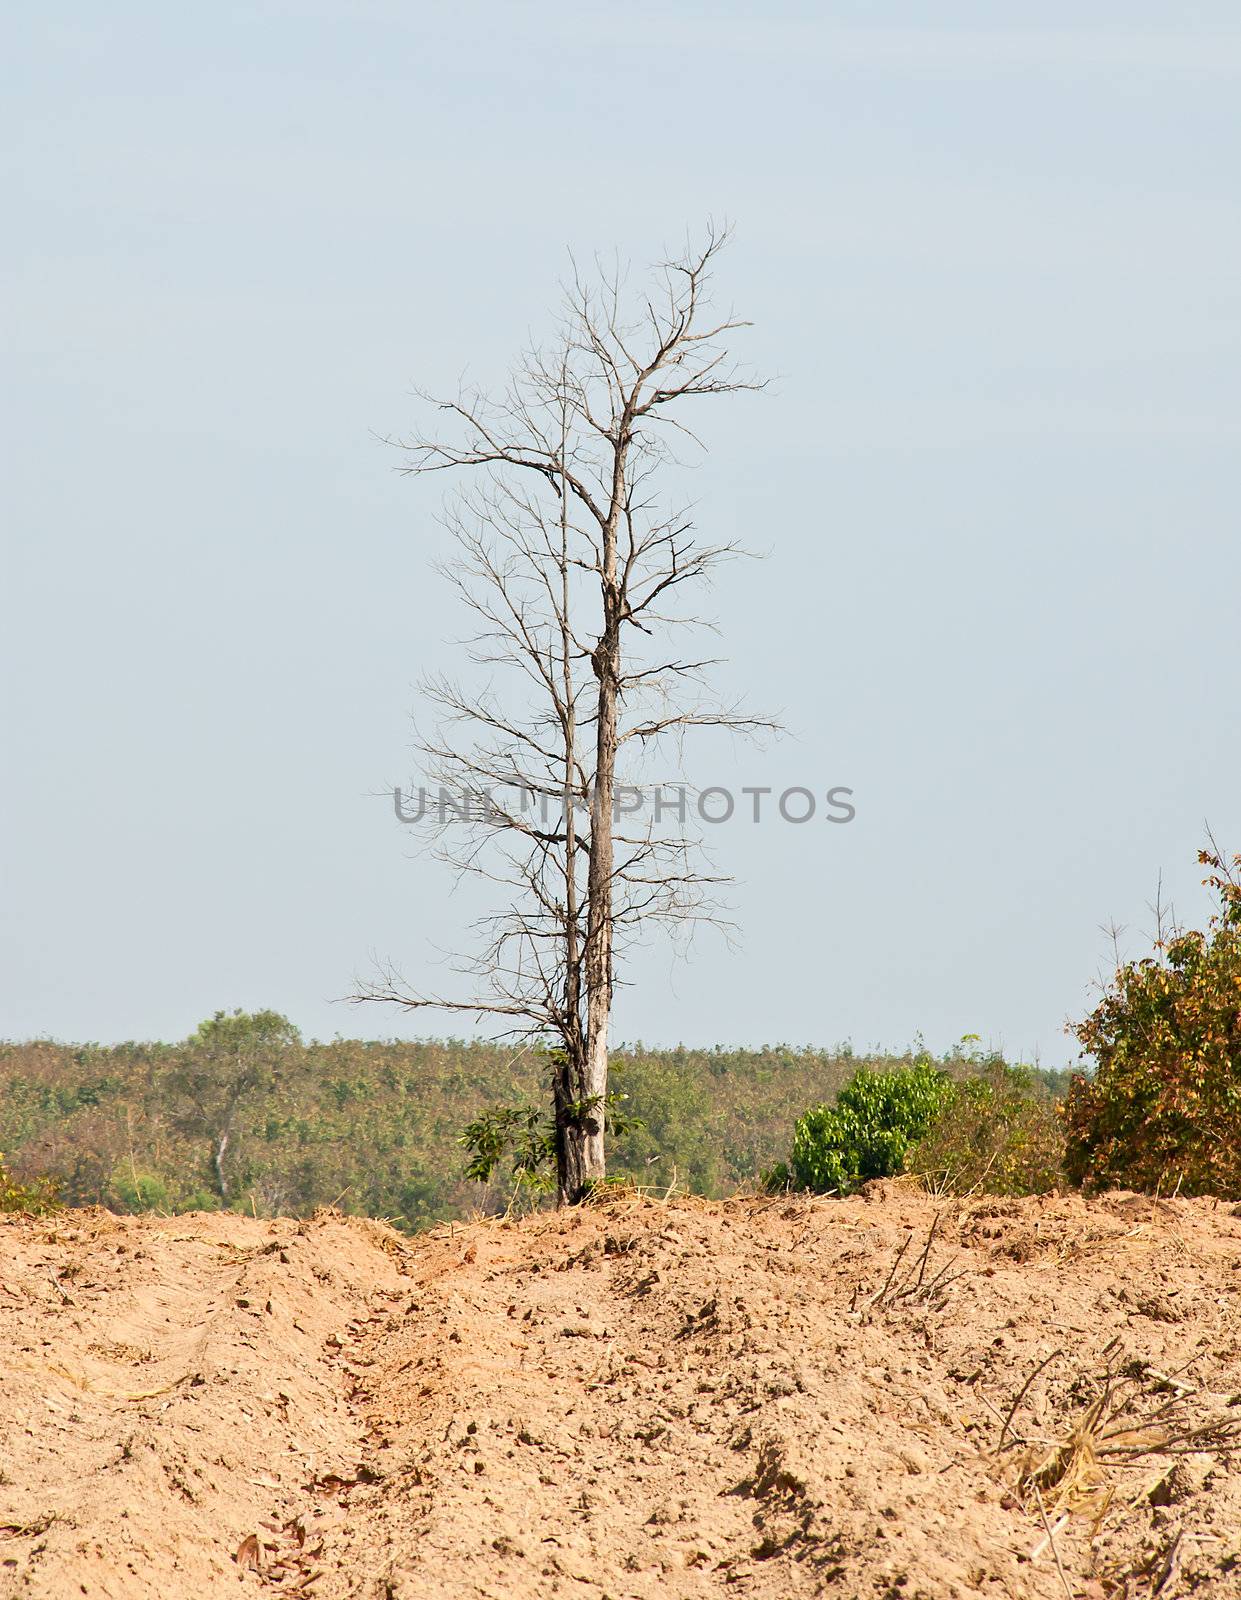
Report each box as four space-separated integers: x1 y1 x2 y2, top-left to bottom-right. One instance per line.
1 1190 1239 1599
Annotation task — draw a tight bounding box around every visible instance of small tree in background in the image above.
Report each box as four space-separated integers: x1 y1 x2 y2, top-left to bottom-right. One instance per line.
168 1010 301 1203
1065 846 1241 1197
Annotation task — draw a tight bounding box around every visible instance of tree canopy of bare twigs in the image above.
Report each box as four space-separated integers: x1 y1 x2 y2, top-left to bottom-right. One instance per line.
358 226 773 1202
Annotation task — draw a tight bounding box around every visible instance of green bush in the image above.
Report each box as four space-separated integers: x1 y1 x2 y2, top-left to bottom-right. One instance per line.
111 1166 171 1212
789 1057 953 1195
1064 847 1241 1197
907 1060 1065 1195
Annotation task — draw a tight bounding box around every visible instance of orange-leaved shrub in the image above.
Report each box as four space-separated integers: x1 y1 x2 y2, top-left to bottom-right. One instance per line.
1064 848 1241 1197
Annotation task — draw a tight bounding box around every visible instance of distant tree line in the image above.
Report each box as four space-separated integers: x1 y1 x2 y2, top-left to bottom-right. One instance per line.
0 1029 1039 1227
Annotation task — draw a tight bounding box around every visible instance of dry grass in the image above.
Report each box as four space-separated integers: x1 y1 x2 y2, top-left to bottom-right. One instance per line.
850 1213 969 1315
995 1338 1241 1519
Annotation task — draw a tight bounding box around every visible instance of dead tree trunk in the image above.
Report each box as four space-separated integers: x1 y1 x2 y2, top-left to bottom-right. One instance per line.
358 226 774 1203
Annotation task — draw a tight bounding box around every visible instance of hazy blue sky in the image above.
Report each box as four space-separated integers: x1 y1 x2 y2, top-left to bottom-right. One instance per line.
4 3 1239 1062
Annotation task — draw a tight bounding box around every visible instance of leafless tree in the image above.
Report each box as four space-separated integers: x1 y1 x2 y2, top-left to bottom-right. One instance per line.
358 227 774 1202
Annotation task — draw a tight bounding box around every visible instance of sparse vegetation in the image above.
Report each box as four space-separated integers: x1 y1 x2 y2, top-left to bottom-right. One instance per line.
908 1057 1065 1196
459 1051 644 1202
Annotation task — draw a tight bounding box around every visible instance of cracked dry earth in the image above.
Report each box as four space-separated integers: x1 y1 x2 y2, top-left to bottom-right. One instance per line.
1 1191 1240 1599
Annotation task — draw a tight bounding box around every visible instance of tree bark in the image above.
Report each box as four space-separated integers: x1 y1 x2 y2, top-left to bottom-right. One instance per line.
553 1044 591 1203
574 484 624 1196
554 398 593 1204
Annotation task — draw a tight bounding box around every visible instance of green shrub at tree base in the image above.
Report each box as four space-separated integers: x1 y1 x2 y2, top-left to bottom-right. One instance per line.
1064 847 1241 1198
789 1057 954 1195
459 1055 645 1203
